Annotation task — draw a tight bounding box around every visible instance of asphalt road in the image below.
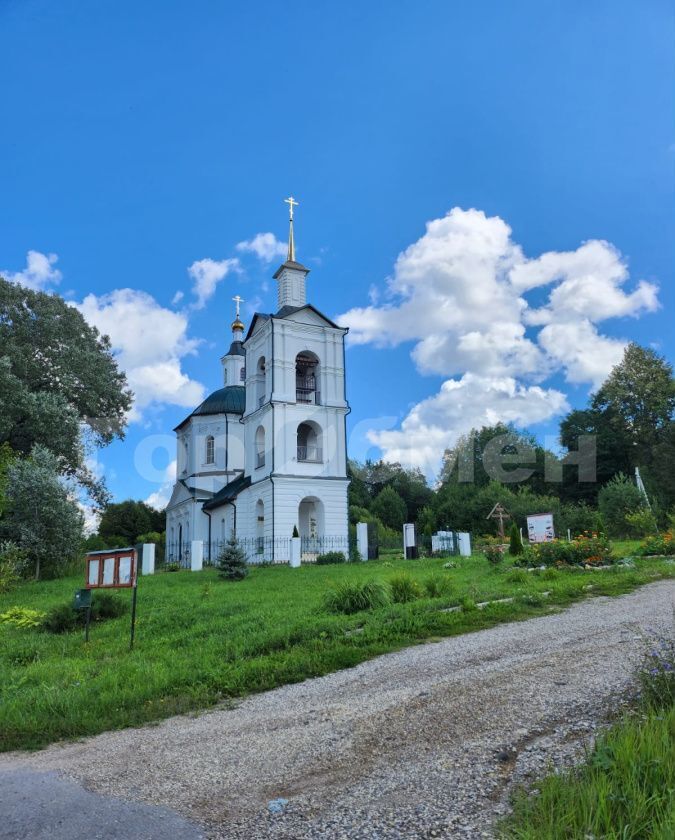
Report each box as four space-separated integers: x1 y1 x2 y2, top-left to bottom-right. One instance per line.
0 769 204 840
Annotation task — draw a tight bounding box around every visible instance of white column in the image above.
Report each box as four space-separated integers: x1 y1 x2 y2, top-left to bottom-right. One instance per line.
458 532 472 556
290 536 301 568
191 540 204 571
356 522 368 561
403 523 417 559
141 543 155 575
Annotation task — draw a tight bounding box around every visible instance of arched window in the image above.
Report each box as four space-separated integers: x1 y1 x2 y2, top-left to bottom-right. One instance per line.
205 435 215 465
296 352 320 404
297 421 323 462
182 439 189 475
255 425 266 468
256 356 266 407
223 368 228 384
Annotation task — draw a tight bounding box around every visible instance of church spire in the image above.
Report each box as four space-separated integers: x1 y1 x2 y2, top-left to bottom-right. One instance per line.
274 196 310 309
284 195 298 262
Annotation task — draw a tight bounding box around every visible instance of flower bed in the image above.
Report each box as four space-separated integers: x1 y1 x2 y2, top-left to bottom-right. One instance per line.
515 533 614 567
636 531 675 557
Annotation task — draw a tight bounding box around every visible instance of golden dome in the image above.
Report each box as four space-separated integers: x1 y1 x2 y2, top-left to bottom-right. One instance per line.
231 317 245 332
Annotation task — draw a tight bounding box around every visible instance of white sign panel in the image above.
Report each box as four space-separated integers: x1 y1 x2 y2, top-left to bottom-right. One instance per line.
102 556 115 585
527 513 555 543
88 558 100 586
118 555 132 585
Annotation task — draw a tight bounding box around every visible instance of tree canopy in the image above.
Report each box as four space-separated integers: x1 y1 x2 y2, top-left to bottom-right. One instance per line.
0 278 132 505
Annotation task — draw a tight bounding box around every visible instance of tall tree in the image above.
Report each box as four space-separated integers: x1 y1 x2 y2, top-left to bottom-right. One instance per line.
98 500 165 544
0 278 132 505
2 446 83 579
593 343 675 467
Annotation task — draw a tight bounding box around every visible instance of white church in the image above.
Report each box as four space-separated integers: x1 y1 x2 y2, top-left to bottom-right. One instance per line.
166 199 350 563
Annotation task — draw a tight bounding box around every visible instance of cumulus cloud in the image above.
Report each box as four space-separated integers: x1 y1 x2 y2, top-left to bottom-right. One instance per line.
337 207 660 473
145 459 177 510
368 374 568 474
236 232 287 262
77 289 205 420
187 257 240 309
2 250 62 290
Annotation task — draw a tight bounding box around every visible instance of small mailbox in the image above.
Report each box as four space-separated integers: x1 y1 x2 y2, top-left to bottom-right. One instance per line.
85 548 137 589
74 588 92 610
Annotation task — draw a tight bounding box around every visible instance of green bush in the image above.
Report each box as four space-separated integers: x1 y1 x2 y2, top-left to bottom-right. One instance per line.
389 573 422 603
625 508 658 538
216 535 249 580
0 606 46 628
42 603 80 633
598 473 645 537
42 592 128 633
324 580 390 614
485 544 505 565
461 596 477 612
423 575 452 598
316 551 347 565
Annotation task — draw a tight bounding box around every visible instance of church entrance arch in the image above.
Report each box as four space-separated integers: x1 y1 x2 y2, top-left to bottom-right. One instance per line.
298 495 324 547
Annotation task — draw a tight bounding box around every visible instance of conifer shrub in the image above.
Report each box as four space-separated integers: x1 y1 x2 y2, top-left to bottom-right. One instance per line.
216 535 249 580
509 522 524 556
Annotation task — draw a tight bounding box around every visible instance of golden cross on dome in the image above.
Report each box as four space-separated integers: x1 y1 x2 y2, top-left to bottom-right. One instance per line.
284 195 299 221
232 295 244 318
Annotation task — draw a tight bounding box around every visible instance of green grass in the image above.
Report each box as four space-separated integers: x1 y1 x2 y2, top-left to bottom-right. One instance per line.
500 706 675 840
0 542 671 753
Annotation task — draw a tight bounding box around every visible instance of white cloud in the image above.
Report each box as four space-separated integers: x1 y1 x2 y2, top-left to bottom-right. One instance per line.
76 289 205 420
337 207 660 474
187 257 240 309
537 320 627 388
369 374 568 474
3 250 62 290
77 501 100 536
145 459 177 510
172 290 184 305
236 232 287 263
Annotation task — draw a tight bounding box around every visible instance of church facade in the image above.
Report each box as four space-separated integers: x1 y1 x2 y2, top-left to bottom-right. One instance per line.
166 202 350 562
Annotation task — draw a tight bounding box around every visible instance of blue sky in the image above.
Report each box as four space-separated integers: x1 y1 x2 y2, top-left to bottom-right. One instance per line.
1 0 673 509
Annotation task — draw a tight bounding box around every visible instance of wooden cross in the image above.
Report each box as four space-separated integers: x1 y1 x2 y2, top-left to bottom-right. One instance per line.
284 195 299 220
487 502 510 539
232 295 244 318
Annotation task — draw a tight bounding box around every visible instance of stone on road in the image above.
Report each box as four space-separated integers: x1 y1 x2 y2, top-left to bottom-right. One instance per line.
1 581 673 839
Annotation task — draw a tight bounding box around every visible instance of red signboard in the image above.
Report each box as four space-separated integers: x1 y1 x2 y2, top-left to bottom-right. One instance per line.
85 548 137 589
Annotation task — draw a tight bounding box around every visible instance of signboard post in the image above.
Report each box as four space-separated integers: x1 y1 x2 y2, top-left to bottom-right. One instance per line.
84 547 138 649
74 588 93 642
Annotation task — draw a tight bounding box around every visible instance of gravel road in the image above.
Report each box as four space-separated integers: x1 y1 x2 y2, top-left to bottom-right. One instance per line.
2 580 673 840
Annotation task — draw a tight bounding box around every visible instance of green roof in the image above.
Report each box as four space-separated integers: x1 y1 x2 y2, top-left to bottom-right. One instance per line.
202 474 251 510
174 385 245 430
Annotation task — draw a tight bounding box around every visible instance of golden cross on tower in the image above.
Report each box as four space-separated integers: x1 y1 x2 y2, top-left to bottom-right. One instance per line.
284 195 299 221
232 295 244 318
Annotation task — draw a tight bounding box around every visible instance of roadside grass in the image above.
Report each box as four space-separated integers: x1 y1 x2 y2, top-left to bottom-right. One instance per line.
500 625 675 840
1 541 672 753
501 706 675 840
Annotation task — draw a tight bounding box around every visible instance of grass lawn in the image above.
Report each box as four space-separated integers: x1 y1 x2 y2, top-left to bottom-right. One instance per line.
1 541 672 752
